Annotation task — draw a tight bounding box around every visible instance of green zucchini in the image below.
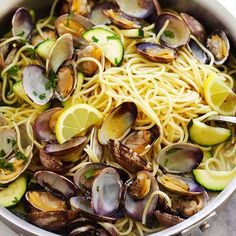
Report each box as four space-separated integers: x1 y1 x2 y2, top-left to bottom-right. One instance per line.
188 119 231 146
62 72 84 107
121 29 144 38
35 39 55 60
83 27 124 66
13 81 50 111
193 169 235 191
0 175 27 207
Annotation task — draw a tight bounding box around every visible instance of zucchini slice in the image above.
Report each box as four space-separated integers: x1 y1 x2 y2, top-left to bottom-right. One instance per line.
83 27 124 66
13 81 50 111
121 29 144 38
35 39 55 60
188 119 231 146
193 169 235 191
0 175 27 207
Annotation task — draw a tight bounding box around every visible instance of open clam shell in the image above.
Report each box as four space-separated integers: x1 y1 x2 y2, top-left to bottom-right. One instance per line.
157 174 204 196
25 191 68 212
92 167 122 217
12 7 33 39
155 12 190 48
33 107 62 143
35 171 78 199
154 210 184 227
55 14 94 47
115 0 155 18
124 171 159 222
98 102 138 145
22 65 53 105
180 13 206 44
157 143 203 174
46 33 74 75
103 9 142 29
207 30 230 65
136 42 177 63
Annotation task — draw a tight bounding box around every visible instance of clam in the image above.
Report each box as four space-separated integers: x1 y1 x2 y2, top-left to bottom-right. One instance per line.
25 191 67 212
136 42 176 63
92 167 122 217
89 2 117 25
54 59 77 102
33 108 62 143
109 140 149 173
31 28 57 46
55 14 94 46
103 9 142 29
98 102 138 145
44 136 87 156
22 65 53 105
12 8 33 39
180 13 206 44
155 12 190 48
124 171 159 222
28 210 78 232
115 0 155 18
187 38 209 64
207 30 230 65
46 33 74 75
122 125 160 156
0 128 17 159
157 143 203 174
69 0 94 16
74 163 129 194
39 149 64 173
154 210 184 227
70 196 123 222
48 109 64 133
76 43 102 76
205 115 236 124
157 174 204 195
35 170 78 199
89 127 103 161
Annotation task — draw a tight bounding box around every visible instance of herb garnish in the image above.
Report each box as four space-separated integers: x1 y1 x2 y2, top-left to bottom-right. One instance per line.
15 151 28 162
115 57 119 66
45 80 52 90
107 35 117 40
92 36 99 43
39 93 46 100
0 149 6 158
7 65 19 76
7 138 17 147
85 168 94 180
0 159 14 171
49 70 57 88
17 31 25 37
33 91 38 96
163 30 175 39
12 197 19 204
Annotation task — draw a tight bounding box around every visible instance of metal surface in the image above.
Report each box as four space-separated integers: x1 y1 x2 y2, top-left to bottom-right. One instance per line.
0 0 235 235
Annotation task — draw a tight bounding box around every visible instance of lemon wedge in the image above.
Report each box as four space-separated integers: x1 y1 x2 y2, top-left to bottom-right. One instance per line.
204 74 236 115
55 104 103 144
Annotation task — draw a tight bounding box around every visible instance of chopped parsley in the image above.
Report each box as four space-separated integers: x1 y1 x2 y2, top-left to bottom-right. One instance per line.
49 70 58 88
12 197 19 204
39 93 46 100
114 57 119 66
84 168 94 180
0 159 14 171
96 186 99 192
166 147 182 155
33 91 38 96
0 149 6 157
7 139 17 147
92 36 99 43
17 31 25 37
163 30 175 39
15 151 28 162
45 80 52 90
7 80 14 96
107 35 117 40
7 65 19 76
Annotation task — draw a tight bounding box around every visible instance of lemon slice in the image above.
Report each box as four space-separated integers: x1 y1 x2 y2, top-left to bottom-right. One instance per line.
204 74 236 115
55 104 103 144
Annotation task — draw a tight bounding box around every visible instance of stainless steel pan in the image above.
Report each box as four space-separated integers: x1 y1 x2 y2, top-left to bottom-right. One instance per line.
0 0 235 235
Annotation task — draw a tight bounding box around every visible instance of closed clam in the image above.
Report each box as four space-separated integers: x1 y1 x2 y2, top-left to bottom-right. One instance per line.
98 102 137 145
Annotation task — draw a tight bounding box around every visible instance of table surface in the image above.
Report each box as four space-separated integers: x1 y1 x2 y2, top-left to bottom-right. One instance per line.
1 0 236 235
